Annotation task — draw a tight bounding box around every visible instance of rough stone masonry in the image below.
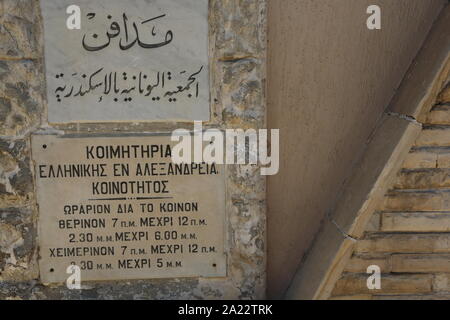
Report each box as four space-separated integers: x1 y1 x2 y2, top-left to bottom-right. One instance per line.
0 0 267 299
331 76 450 300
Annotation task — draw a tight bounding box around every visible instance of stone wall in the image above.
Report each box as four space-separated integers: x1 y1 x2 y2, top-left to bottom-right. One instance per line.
0 0 267 299
330 76 450 299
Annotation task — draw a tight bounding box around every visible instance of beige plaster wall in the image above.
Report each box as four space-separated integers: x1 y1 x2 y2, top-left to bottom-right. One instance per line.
267 0 447 298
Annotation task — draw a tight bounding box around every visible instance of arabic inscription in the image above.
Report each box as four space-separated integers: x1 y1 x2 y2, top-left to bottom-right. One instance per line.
41 0 209 122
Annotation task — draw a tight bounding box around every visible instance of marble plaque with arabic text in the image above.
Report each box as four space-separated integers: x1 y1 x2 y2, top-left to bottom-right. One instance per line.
41 0 209 123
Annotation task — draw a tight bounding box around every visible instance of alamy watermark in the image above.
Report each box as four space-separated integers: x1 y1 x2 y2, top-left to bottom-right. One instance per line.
366 265 381 290
366 5 381 30
66 264 81 290
170 121 280 176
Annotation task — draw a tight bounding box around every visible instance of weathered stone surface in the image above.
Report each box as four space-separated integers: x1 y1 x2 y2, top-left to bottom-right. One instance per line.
355 233 450 254
372 294 450 300
415 128 450 147
401 151 438 169
402 150 450 169
330 294 372 300
228 164 266 201
219 60 265 127
0 207 38 281
437 84 450 103
332 274 433 296
209 0 266 129
344 254 391 273
0 60 44 136
0 1 44 137
210 1 265 58
0 278 202 300
394 169 450 189
364 213 381 232
0 0 42 59
427 106 450 125
433 273 450 292
391 254 450 273
381 212 450 232
437 152 450 168
0 138 33 207
383 191 450 212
